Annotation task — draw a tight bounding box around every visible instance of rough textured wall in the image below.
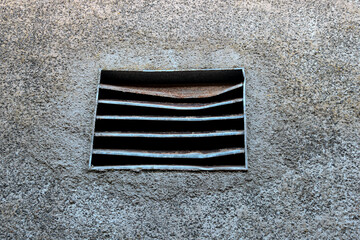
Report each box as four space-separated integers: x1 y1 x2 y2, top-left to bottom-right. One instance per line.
1 0 359 239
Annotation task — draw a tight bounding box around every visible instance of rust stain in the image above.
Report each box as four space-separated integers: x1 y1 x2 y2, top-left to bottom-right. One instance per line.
99 83 242 98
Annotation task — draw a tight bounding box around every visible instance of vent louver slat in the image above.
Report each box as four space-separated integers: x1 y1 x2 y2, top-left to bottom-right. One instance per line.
94 131 244 138
90 69 247 170
99 83 243 98
98 98 243 110
96 115 244 121
92 148 245 158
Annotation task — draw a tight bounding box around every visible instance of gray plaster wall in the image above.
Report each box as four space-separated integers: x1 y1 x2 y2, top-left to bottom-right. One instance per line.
1 0 359 239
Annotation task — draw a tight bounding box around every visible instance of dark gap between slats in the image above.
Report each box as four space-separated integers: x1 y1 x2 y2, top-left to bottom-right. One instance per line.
94 119 244 132
91 153 246 167
93 135 244 151
101 70 244 85
95 102 243 116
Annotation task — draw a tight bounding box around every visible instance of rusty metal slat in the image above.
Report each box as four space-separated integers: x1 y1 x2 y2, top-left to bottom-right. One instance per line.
96 115 244 121
97 98 243 110
92 148 245 158
99 83 243 98
94 131 244 138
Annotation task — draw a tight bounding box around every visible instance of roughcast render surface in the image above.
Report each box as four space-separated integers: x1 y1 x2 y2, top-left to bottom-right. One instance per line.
1 0 359 239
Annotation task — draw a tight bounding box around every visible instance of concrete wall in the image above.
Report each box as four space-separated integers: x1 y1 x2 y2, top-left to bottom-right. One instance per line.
1 0 359 239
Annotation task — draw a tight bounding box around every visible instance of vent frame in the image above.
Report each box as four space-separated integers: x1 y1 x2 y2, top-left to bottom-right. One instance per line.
89 68 247 171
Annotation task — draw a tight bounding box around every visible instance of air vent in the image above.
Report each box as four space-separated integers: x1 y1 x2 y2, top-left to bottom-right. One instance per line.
90 69 247 170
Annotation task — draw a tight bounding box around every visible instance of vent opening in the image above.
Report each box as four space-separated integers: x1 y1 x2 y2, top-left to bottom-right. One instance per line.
90 69 247 170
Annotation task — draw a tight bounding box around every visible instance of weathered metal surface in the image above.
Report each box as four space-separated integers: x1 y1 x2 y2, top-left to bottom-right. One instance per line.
96 114 244 121
243 69 248 170
99 83 243 98
89 68 102 169
98 98 243 110
91 165 248 171
92 148 245 158
94 130 244 138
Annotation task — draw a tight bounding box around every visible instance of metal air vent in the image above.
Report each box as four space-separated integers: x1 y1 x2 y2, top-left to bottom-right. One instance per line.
90 69 247 170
